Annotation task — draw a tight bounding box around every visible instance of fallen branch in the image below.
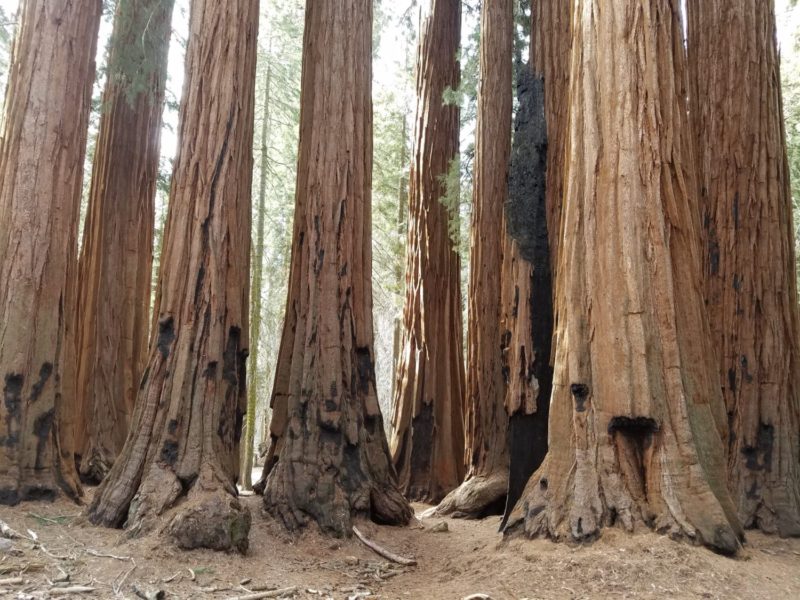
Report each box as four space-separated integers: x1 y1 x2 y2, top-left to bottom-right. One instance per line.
50 586 96 596
0 520 21 539
0 577 22 585
225 587 298 600
86 549 132 561
352 526 416 567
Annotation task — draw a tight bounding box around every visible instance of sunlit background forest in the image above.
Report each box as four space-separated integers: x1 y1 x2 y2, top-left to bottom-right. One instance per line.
2 0 800 448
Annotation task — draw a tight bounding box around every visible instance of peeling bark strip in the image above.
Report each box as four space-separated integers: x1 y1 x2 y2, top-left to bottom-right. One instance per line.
688 0 800 537
86 0 258 553
73 0 175 485
504 0 744 555
257 0 412 536
0 0 102 504
389 0 466 505
500 71 552 529
437 0 513 519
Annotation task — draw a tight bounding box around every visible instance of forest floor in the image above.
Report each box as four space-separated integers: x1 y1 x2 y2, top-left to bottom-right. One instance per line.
0 486 797 600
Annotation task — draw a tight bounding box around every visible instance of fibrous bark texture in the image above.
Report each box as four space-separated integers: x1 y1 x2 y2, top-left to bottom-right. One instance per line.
74 0 174 484
531 0 571 267
86 0 258 553
258 0 412 537
0 0 102 504
500 71 553 527
688 0 800 537
504 0 744 555
437 0 512 519
390 0 466 505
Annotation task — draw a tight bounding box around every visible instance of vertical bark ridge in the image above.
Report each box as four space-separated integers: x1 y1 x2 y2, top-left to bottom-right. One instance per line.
390 0 466 505
688 0 800 536
0 0 102 504
86 0 258 553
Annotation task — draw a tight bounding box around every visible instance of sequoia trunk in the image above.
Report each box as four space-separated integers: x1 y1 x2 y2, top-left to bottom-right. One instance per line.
74 0 174 484
0 0 101 503
390 0 466 504
86 0 258 553
501 0 571 524
687 0 800 536
504 0 744 555
436 0 512 518
258 0 412 536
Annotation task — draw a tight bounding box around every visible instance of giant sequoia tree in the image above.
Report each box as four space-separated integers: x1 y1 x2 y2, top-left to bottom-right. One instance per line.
390 0 466 504
258 0 412 536
500 0 570 523
688 0 800 536
74 0 175 484
436 0 512 518
504 0 744 555
0 0 101 503
86 0 258 553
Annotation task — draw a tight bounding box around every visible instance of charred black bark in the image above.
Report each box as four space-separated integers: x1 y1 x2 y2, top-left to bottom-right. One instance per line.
501 70 553 529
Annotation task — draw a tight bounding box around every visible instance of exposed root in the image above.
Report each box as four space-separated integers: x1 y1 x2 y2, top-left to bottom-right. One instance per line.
352 525 417 566
435 472 508 519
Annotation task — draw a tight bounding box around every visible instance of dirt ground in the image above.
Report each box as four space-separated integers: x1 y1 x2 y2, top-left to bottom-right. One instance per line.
0 487 798 600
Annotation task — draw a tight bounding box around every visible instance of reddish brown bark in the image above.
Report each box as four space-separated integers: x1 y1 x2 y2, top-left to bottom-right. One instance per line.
0 0 102 504
257 0 412 536
86 0 258 553
437 0 513 518
389 0 466 505
505 0 744 555
74 0 174 484
688 0 800 536
532 0 571 266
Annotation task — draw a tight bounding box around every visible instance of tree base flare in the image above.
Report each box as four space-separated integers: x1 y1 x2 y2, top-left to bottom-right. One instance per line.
435 472 508 519
88 463 251 554
503 434 744 556
263 454 412 537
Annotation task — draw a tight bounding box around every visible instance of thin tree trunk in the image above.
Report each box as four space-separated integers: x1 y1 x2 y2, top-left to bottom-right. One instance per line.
389 0 466 505
504 0 744 555
74 0 175 484
241 45 272 492
436 0 512 519
688 0 800 536
0 0 102 504
86 0 258 553
257 0 412 536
